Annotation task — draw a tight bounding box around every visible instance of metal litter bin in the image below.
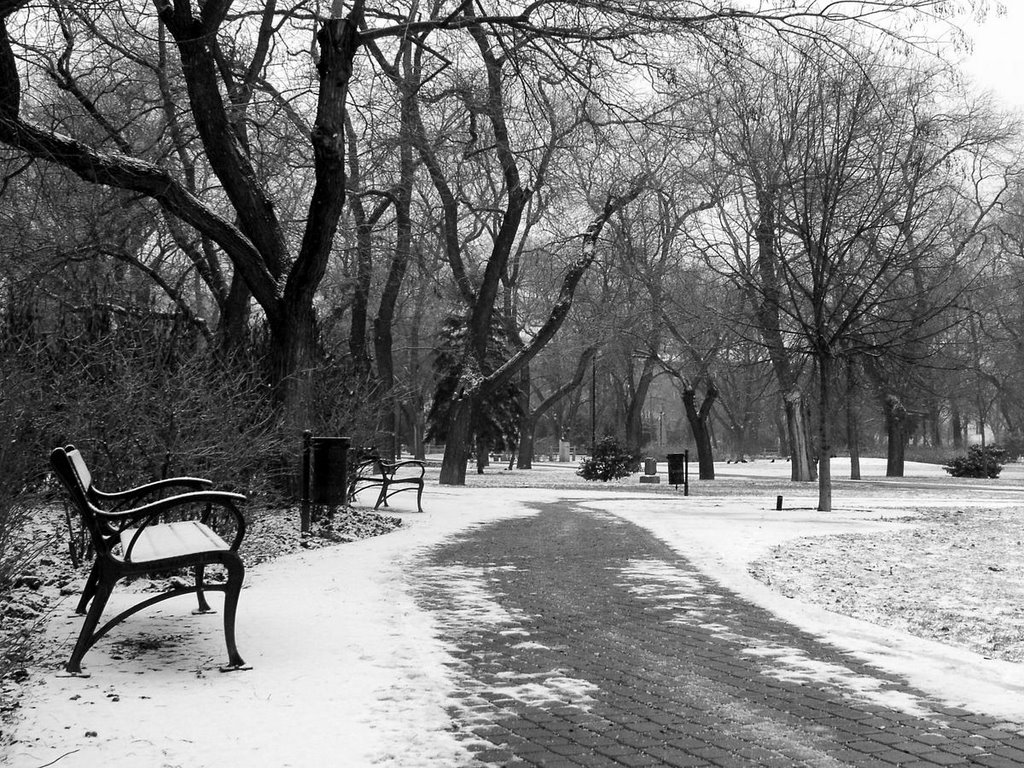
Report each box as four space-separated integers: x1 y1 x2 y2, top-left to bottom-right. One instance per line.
666 451 689 495
301 432 351 532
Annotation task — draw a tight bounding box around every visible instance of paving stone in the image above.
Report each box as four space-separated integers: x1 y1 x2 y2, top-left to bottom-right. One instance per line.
525 754 583 767
912 751 970 766
603 752 660 767
471 748 519 763
970 755 1024 768
415 505 1024 767
940 742 988 757
841 739 894 754
873 748 922 764
987 744 1024 762
894 739 947 756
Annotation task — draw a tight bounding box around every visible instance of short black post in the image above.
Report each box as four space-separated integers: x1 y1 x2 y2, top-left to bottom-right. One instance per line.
776 495 783 511
301 431 312 534
684 449 690 496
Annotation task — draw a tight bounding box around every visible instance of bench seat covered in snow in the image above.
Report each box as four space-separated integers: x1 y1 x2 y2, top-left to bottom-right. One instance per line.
49 445 249 675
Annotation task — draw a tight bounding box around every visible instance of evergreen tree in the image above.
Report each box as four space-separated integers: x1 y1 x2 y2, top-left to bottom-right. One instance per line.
427 316 522 472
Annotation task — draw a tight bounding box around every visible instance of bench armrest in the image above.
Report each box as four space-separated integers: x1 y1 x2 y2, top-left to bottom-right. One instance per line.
93 477 215 510
382 460 425 477
97 490 248 559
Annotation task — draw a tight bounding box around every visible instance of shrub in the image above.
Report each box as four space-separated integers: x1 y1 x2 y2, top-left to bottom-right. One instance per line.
943 445 1007 478
577 437 640 482
0 366 54 686
34 338 293 500
999 432 1024 462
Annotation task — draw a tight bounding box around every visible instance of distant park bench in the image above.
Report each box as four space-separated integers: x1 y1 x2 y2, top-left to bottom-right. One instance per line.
349 452 425 513
49 445 248 675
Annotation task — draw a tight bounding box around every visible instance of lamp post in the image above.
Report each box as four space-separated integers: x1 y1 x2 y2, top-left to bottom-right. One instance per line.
591 356 596 454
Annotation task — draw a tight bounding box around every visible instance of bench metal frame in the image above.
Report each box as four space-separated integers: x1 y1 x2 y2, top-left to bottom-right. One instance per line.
50 445 248 675
350 456 425 513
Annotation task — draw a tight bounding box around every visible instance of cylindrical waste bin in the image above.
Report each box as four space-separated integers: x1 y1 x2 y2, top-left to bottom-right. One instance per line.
311 436 350 505
301 432 351 532
666 452 689 492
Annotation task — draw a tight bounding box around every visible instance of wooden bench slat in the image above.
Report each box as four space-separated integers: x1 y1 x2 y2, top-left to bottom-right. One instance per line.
120 521 229 562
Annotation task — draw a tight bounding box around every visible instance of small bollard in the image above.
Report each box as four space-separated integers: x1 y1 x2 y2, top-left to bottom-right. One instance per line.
776 495 783 510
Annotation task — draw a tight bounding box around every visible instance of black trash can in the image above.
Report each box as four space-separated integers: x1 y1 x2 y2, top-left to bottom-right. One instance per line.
311 436 350 505
301 432 351 532
666 451 689 494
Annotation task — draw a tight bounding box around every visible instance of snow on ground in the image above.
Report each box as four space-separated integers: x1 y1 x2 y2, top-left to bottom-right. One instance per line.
2 489 543 768
585 457 1024 724
4 457 1024 766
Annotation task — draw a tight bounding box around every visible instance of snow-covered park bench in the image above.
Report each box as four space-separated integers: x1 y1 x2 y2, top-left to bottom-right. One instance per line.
49 445 248 675
349 452 425 513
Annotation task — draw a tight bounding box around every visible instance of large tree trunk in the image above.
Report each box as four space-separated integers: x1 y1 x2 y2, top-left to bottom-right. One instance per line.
951 400 964 450
624 355 657 455
817 355 832 512
269 305 320 435
885 394 907 477
436 20 532 482
928 400 943 447
623 397 645 455
785 389 815 482
515 366 534 469
846 359 861 481
404 275 428 462
439 398 473 485
410 417 425 460
517 417 536 470
347 169 374 373
371 53 416 461
218 274 252 356
751 188 815 482
682 383 717 480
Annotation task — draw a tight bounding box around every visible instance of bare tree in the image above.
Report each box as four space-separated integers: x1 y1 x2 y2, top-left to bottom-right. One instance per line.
708 34 1015 509
0 0 987 440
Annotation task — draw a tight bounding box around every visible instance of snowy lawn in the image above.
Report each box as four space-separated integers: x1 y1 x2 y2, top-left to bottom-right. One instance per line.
4 456 1024 767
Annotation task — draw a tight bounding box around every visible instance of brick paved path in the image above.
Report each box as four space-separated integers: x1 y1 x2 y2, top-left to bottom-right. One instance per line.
414 503 1024 767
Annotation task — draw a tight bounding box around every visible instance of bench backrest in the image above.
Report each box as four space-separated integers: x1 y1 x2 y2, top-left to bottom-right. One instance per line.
50 445 116 555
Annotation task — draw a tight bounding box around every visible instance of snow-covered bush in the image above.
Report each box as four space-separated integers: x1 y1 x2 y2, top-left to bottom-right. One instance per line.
943 445 1007 479
577 437 640 482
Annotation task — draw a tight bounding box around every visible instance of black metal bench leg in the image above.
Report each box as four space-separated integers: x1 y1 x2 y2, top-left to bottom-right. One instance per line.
67 573 114 674
415 482 424 513
194 564 214 614
75 560 102 614
219 555 246 670
374 481 389 509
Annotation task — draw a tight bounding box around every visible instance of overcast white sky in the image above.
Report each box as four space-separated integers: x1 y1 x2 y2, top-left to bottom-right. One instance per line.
956 5 1024 111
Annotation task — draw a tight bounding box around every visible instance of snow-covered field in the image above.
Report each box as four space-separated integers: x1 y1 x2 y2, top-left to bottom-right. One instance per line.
4 457 1024 767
